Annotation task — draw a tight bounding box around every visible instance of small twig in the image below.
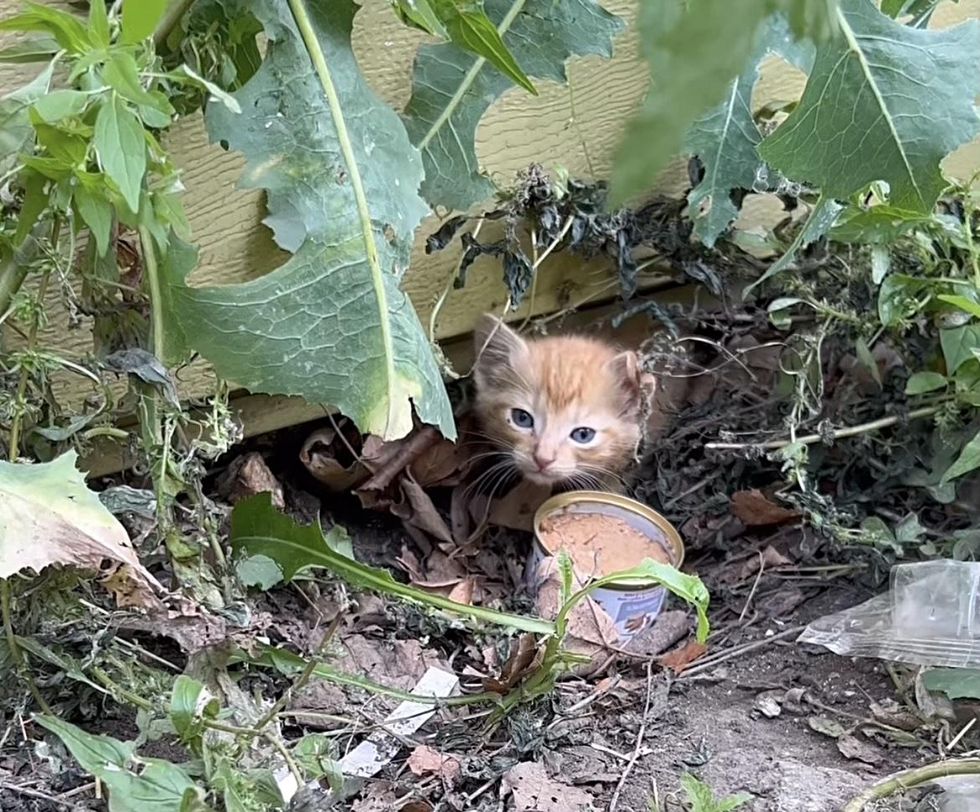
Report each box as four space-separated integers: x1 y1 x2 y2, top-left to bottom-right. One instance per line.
738 551 766 624
256 617 341 731
264 730 304 787
947 718 977 753
152 0 194 49
705 405 942 451
842 758 980 812
0 781 70 807
608 660 656 812
676 625 806 679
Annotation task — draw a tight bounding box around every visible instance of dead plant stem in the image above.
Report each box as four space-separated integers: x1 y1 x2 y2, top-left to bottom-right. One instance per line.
608 660 656 812
705 405 942 451
842 758 980 812
3 240 56 713
676 625 806 679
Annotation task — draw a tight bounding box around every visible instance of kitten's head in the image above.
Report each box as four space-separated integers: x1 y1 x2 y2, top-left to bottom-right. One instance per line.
471 315 652 487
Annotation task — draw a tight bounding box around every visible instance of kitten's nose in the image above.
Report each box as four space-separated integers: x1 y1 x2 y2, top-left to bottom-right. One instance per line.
533 451 556 471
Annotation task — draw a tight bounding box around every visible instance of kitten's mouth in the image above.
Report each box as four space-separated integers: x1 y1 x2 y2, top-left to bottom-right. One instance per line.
518 464 569 487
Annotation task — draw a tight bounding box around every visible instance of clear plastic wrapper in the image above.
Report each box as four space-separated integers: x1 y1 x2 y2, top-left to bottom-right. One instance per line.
799 560 980 668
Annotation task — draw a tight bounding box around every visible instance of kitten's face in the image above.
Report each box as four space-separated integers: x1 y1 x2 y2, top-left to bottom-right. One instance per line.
472 316 651 488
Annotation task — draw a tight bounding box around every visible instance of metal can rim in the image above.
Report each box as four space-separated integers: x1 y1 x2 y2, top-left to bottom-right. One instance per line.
531 490 685 591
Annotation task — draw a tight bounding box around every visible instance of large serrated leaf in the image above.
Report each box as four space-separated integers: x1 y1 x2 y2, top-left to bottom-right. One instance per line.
166 0 454 441
684 15 814 247
760 0 980 213
610 0 835 206
401 0 623 211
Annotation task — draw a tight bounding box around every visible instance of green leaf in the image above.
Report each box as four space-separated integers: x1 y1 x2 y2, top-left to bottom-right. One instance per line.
34 715 134 773
230 492 555 634
680 773 751 812
611 0 835 207
14 169 48 245
760 0 980 214
390 0 448 37
428 0 535 94
170 64 242 113
0 60 54 173
905 371 947 395
170 675 219 744
685 14 813 247
0 35 59 63
94 94 147 213
402 0 622 210
747 196 843 291
941 428 980 484
235 553 285 590
0 2 92 53
938 294 980 320
855 337 881 386
36 716 206 812
32 89 89 123
103 52 172 112
122 0 169 44
941 324 980 375
171 0 454 440
923 667 980 700
74 183 114 256
830 204 936 244
89 0 110 48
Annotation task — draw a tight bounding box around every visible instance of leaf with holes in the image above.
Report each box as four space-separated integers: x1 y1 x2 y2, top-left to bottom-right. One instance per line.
760 0 980 213
685 14 814 246
610 0 836 206
167 0 454 440
401 0 622 211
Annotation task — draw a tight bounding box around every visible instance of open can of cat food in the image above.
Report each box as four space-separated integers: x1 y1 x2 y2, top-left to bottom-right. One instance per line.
527 491 684 641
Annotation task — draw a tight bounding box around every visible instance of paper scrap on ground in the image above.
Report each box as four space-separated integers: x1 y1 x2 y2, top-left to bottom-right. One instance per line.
339 666 461 778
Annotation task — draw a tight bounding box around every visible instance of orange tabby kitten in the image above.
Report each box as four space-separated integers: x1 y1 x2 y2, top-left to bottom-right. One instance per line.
471 315 652 491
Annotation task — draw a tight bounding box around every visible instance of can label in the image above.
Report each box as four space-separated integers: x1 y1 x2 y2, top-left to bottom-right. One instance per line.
525 541 671 641
592 585 667 639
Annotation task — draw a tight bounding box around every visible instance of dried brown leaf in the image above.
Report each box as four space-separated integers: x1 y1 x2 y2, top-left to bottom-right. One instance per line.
483 633 543 694
658 640 708 674
299 423 368 492
836 733 883 764
406 745 461 786
502 761 596 812
731 489 800 526
487 480 552 532
217 452 284 509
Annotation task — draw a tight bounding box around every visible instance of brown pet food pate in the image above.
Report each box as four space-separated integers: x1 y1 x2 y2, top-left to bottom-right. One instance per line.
537 511 670 578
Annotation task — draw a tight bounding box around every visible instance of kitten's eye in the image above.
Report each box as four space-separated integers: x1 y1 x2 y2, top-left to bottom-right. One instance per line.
570 427 596 444
510 408 534 429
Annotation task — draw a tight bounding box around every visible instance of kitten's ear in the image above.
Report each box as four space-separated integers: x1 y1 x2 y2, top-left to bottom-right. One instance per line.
472 314 528 386
606 350 655 414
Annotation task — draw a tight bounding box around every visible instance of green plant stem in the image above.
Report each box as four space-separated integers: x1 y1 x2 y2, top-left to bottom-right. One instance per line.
705 404 944 451
1 581 51 713
842 758 980 812
152 0 195 50
91 666 154 710
2 225 59 714
264 731 303 787
287 0 400 436
138 227 165 363
0 237 36 320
